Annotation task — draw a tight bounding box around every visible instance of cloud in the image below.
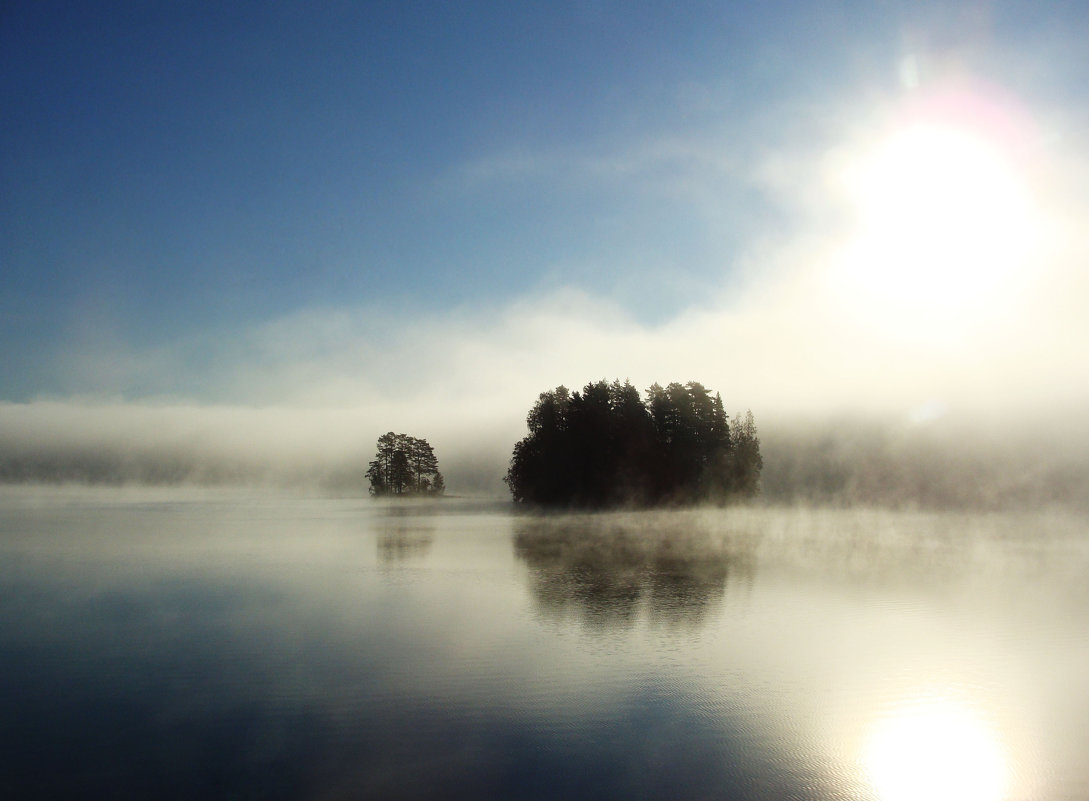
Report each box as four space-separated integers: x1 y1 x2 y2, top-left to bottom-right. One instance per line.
6 75 1089 495
4 226 1086 495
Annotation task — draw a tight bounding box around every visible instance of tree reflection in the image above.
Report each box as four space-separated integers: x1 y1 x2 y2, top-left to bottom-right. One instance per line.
513 514 754 629
376 508 435 565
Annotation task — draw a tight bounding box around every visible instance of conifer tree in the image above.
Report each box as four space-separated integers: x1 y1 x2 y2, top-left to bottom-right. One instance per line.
506 379 761 508
366 433 444 497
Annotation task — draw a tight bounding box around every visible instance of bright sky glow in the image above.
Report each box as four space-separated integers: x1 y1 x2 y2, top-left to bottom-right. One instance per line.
863 697 1008 801
834 121 1039 339
2 0 1088 429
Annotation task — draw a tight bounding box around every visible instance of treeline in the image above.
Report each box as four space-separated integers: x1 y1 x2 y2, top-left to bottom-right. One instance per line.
365 432 445 497
505 379 761 508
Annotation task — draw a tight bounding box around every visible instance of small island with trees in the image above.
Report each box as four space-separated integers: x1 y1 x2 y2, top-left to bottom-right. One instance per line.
365 432 445 497
505 379 761 508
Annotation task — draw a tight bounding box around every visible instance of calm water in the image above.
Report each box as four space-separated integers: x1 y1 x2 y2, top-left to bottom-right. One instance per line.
2 488 1088 800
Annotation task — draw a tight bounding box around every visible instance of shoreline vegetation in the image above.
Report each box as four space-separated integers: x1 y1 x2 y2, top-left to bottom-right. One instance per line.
505 379 762 509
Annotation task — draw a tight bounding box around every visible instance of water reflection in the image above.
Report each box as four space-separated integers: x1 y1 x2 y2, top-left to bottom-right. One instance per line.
376 509 435 565
513 514 754 629
862 695 1008 801
2 493 1085 800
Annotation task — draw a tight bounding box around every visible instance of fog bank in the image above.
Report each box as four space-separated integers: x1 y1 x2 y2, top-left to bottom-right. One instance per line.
0 401 514 496
6 86 1088 507
2 400 1087 510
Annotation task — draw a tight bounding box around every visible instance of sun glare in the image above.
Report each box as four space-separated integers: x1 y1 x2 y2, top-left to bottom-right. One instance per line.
834 120 1039 339
863 698 1008 801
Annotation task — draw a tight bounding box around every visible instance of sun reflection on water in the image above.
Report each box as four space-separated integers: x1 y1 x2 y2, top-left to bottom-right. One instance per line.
862 696 1008 801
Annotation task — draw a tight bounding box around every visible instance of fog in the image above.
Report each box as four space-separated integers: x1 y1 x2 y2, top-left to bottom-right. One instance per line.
4 99 1088 505
4 269 1088 502
3 257 1087 503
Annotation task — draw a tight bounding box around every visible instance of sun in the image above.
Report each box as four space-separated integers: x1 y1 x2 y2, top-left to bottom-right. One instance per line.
832 116 1039 339
862 698 1008 801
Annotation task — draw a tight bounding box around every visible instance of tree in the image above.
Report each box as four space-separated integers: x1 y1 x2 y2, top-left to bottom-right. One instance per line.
608 379 657 502
505 379 761 508
366 432 445 497
642 381 731 503
506 386 575 505
407 437 441 494
729 410 763 498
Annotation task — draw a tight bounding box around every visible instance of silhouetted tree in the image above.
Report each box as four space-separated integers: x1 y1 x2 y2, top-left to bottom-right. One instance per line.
506 386 574 505
366 432 445 497
608 379 658 502
407 436 441 494
505 379 761 508
643 381 732 503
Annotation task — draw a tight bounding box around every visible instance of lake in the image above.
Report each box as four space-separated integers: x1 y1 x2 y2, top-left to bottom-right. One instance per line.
1 487 1087 800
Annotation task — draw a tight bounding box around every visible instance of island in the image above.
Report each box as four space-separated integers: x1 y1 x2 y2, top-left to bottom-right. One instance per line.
505 379 761 508
365 432 445 497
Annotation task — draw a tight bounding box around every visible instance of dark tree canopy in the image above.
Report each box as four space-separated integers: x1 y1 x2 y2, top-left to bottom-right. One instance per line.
366 433 445 497
505 379 762 508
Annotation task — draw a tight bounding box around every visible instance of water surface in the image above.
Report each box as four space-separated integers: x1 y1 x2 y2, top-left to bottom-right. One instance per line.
1 488 1087 800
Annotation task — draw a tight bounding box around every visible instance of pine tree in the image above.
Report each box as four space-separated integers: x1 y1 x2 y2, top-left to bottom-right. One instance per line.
506 378 761 508
366 433 444 497
729 410 763 497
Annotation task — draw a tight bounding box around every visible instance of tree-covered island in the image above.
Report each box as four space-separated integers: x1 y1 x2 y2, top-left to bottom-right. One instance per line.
505 379 761 508
366 432 445 497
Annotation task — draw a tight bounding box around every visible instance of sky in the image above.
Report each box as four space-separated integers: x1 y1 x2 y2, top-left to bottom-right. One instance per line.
3 1 1089 486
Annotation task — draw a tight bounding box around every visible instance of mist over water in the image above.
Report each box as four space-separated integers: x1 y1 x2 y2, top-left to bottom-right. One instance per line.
3 400 1088 510
2 488 1087 800
7 3 1089 796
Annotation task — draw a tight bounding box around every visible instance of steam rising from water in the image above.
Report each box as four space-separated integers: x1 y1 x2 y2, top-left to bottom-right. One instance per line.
2 493 1083 799
1 396 1086 506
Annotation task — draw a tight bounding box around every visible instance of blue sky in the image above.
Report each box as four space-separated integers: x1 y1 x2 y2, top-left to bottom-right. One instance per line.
3 1 1089 425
